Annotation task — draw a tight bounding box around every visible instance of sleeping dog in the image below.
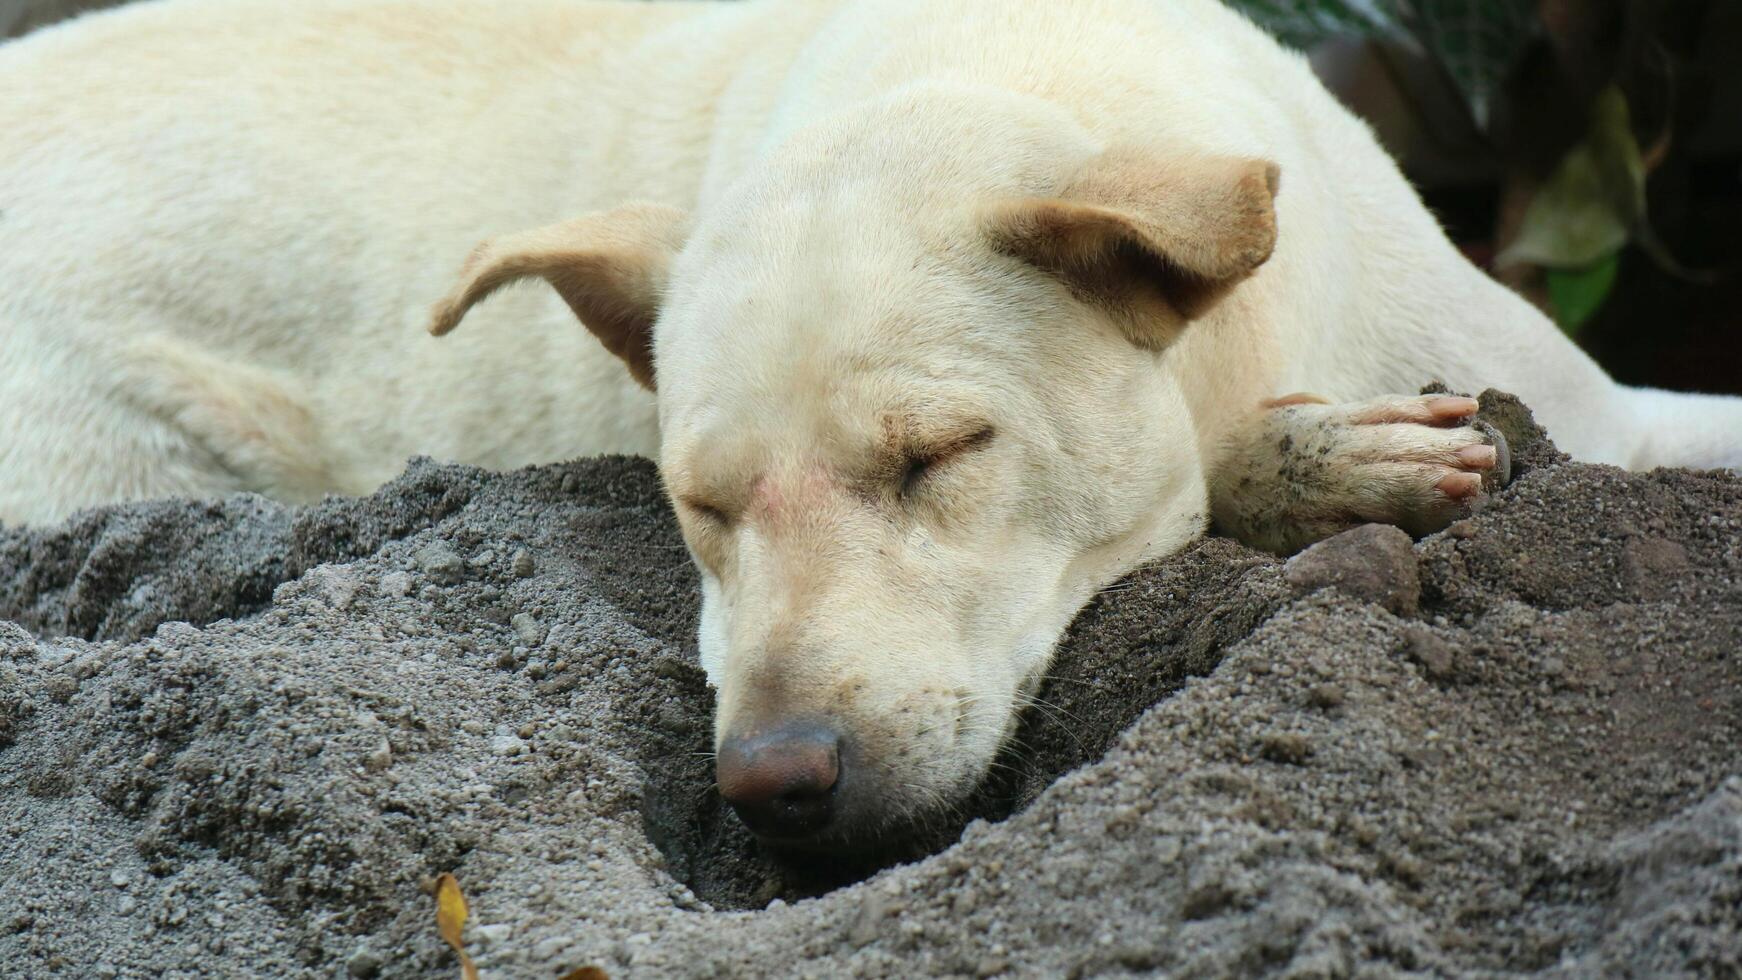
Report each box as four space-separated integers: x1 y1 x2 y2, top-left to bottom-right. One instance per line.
4 0 1739 848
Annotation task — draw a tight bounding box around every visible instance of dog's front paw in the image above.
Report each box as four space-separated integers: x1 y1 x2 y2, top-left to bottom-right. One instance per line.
1215 393 1512 553
1322 394 1511 535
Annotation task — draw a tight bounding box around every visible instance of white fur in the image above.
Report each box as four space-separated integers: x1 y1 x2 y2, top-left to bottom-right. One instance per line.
4 0 1739 839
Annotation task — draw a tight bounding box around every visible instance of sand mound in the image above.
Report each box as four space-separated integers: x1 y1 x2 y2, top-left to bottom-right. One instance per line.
2 396 1739 978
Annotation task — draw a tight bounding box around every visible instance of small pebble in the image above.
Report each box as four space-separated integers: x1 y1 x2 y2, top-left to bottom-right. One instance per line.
652 656 696 681
1153 836 1182 863
475 923 512 948
538 672 581 695
378 571 413 597
1284 524 1420 616
1259 732 1313 765
511 613 545 647
490 735 527 757
364 739 392 773
532 935 574 960
415 542 464 585
1403 628 1458 683
346 948 383 979
309 566 359 609
511 550 536 578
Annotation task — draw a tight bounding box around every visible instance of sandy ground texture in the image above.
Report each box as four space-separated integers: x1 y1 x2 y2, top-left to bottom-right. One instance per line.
3 394 1741 979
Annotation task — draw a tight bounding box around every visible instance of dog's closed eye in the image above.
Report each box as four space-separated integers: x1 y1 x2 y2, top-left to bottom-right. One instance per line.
681 498 732 527
901 425 995 496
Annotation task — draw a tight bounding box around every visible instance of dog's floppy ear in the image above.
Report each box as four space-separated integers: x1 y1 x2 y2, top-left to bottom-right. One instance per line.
428 202 688 390
984 149 1280 350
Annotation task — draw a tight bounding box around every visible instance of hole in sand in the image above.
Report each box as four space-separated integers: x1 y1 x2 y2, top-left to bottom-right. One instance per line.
632 539 1285 910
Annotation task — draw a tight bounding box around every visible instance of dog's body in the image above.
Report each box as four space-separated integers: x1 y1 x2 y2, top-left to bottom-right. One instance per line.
5 0 1740 846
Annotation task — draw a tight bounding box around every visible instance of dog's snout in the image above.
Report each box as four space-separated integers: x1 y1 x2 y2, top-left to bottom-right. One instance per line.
716 720 842 840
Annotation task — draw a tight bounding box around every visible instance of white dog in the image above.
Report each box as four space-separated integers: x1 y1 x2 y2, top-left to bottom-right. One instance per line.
3 0 1738 847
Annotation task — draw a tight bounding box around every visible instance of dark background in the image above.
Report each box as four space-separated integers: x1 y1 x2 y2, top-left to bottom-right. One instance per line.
8 0 1739 395
1300 0 1742 397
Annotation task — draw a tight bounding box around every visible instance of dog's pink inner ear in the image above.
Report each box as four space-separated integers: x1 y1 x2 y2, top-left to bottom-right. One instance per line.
426 203 689 391
985 150 1281 350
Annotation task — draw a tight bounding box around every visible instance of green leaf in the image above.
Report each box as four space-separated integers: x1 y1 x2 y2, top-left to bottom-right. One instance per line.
1545 252 1621 334
1496 88 1643 271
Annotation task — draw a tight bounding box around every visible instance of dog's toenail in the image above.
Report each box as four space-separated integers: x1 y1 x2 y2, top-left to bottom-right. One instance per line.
1472 421 1512 489
1437 472 1482 500
1455 445 1497 468
1427 396 1479 419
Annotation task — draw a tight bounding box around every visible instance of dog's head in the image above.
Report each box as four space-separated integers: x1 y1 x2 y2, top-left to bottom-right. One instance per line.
431 93 1280 850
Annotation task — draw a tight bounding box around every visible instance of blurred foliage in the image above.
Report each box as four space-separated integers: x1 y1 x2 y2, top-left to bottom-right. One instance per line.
1227 0 1714 333
1546 253 1620 329
1227 0 1395 45
1497 87 1641 328
1497 88 1641 272
1229 0 1537 127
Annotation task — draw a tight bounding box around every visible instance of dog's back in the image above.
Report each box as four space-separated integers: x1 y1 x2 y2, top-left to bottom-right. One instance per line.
0 0 707 523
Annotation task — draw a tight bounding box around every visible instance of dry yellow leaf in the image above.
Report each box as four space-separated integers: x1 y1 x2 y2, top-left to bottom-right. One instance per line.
434 872 480 980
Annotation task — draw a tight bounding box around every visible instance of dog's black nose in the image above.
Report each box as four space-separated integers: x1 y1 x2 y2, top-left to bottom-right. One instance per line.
716 720 841 840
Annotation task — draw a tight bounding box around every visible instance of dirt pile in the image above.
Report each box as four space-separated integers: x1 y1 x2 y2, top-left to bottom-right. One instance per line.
2 395 1739 978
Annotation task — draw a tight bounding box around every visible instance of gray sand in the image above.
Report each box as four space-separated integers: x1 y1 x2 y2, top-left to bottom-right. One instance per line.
3 394 1740 978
